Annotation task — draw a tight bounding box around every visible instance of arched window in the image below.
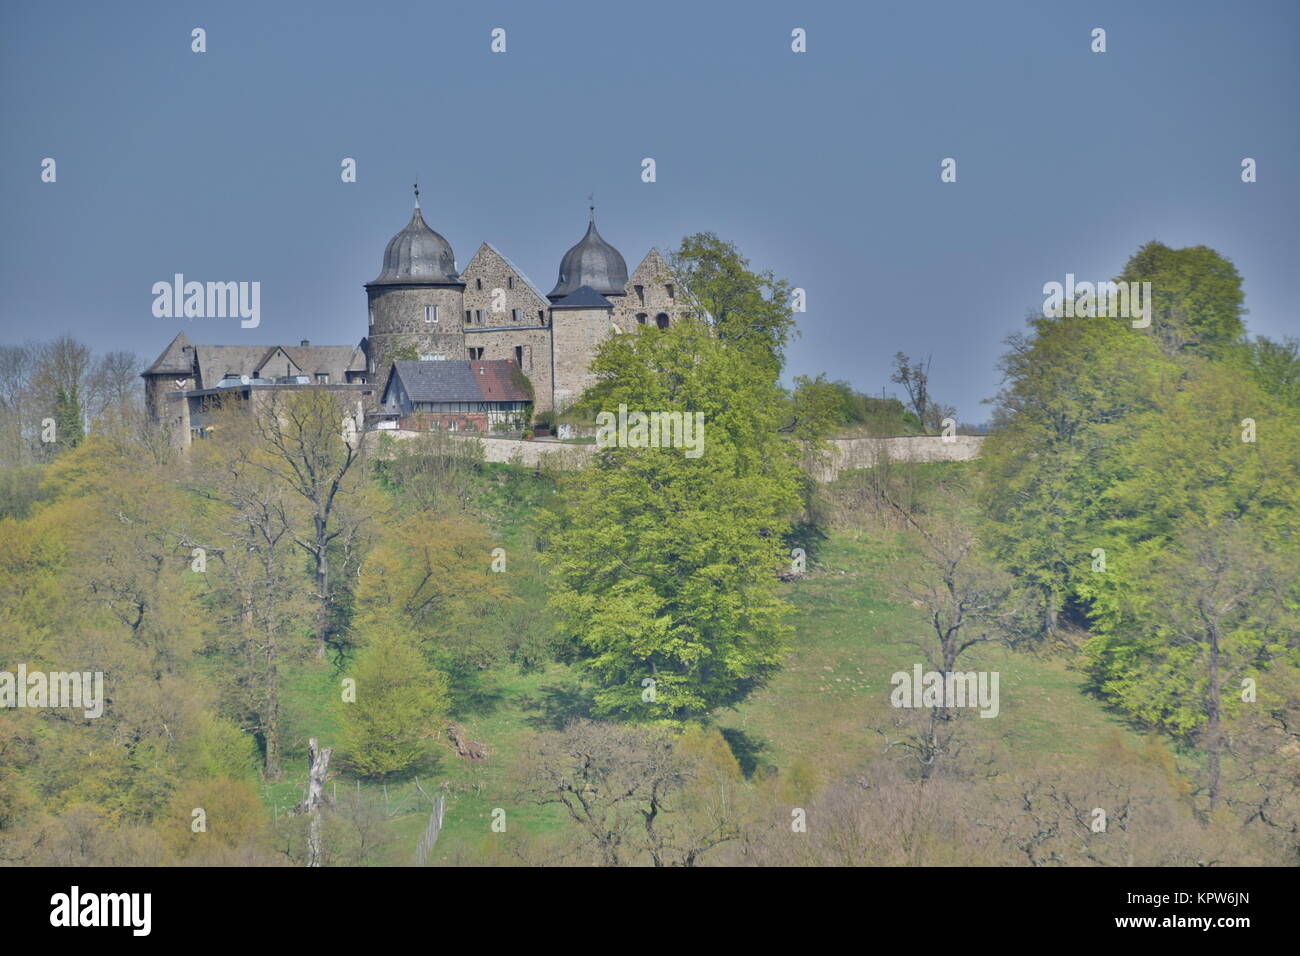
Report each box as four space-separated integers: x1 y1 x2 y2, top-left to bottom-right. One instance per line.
655 313 670 329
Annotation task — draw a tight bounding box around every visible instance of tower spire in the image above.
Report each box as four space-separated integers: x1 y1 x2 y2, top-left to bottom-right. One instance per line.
587 192 595 223
414 181 421 210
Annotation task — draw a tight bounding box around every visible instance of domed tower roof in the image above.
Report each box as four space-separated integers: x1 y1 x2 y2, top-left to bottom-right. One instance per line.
548 207 628 300
367 186 460 287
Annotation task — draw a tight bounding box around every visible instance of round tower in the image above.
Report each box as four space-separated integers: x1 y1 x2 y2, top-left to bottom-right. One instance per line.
365 186 466 374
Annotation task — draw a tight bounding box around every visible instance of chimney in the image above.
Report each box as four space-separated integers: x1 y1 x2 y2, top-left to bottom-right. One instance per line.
300 339 310 347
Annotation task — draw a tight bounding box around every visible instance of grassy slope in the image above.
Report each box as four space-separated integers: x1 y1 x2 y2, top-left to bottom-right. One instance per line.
268 466 1150 864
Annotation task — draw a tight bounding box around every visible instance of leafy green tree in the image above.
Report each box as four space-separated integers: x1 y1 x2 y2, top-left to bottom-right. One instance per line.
980 309 1176 633
1117 241 1246 357
53 386 83 450
1239 335 1300 408
669 233 797 374
549 318 801 719
339 622 450 778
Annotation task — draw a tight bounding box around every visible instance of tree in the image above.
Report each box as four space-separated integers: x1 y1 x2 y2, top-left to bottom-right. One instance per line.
1241 335 1300 408
52 387 83 451
669 233 797 374
339 622 450 778
1117 240 1246 357
890 352 954 434
249 388 367 659
353 509 512 667
878 486 1032 777
980 308 1175 633
548 317 801 719
520 719 741 866
190 408 315 781
1085 520 1294 812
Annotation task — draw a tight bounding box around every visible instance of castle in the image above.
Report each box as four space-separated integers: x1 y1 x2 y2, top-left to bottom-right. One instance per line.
144 189 692 445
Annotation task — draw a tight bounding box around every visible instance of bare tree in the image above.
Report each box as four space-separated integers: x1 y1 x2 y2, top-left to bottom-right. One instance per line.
250 389 366 659
520 720 740 866
891 351 956 433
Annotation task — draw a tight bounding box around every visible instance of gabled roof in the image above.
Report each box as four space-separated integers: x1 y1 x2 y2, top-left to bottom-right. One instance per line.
628 248 713 323
384 360 531 405
143 332 195 375
142 342 364 388
194 345 274 386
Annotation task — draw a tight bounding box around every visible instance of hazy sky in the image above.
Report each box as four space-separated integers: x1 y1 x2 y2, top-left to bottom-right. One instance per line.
2 0 1297 421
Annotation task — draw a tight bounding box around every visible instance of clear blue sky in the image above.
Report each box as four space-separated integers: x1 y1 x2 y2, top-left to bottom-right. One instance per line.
2 0 1297 421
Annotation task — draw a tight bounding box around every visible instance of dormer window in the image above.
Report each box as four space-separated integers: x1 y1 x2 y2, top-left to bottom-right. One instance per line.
316 373 329 384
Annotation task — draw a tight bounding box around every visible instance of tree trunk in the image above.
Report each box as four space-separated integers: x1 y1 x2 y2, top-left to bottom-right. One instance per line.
1206 624 1222 811
264 656 282 781
314 527 329 660
302 737 332 867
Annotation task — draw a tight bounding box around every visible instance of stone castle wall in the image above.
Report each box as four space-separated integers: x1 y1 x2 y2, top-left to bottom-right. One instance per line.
611 249 690 332
366 284 466 372
551 307 617 410
367 432 984 479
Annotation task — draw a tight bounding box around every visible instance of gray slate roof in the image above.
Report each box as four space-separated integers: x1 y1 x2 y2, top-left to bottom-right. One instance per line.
143 333 366 388
384 360 530 405
550 284 613 309
368 206 460 286
548 214 629 300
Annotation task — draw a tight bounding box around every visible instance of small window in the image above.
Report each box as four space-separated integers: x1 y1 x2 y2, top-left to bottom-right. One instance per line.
476 278 483 290
469 347 484 360
655 313 669 330
511 308 521 323
368 305 375 326
316 373 329 384
538 309 545 324
666 284 675 300
634 285 644 304
514 346 524 366
424 305 438 324
636 313 648 325
465 310 471 323
475 309 484 324
507 276 514 289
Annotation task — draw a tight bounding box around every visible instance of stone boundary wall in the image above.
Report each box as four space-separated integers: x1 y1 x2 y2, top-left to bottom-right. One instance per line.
365 431 984 479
